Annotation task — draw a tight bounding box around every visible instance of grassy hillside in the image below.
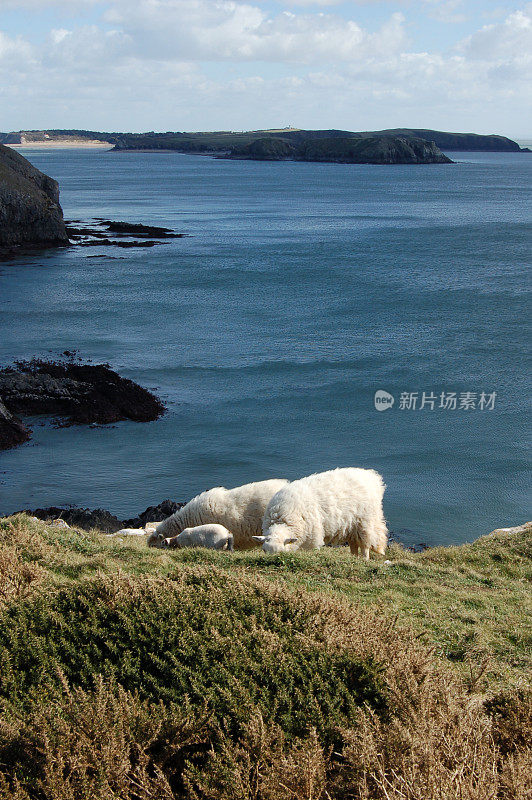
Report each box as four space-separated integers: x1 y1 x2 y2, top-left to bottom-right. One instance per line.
2 128 527 152
0 514 530 799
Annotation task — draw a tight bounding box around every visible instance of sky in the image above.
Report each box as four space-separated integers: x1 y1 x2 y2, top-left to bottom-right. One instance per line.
0 0 531 137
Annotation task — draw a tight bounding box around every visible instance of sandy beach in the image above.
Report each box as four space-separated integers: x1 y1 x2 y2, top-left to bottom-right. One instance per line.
8 139 112 150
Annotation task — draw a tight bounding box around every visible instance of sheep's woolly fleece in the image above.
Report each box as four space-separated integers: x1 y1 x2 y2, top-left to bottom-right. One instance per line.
257 467 387 558
149 478 288 550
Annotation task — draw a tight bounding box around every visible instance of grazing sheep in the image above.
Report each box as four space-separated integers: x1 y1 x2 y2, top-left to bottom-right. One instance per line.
162 524 233 551
148 478 288 550
254 467 387 560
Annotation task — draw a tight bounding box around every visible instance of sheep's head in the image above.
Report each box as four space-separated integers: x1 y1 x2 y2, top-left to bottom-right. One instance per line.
253 525 297 553
163 536 181 549
146 530 165 548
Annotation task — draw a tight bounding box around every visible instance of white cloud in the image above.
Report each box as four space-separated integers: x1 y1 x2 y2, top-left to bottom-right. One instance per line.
43 24 130 68
0 0 98 8
105 1 408 63
459 4 532 59
0 30 33 60
0 1 531 135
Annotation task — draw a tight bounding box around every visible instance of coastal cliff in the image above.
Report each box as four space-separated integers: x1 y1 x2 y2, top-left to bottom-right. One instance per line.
0 144 68 248
227 135 452 164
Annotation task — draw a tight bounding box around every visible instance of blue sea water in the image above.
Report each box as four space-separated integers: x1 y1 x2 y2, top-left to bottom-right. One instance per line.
0 148 530 546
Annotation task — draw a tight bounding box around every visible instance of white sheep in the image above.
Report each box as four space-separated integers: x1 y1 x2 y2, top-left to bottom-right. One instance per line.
148 478 288 550
162 524 234 551
253 467 387 560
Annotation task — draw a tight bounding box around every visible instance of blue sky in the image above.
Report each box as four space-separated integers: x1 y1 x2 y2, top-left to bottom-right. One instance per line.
1 0 531 136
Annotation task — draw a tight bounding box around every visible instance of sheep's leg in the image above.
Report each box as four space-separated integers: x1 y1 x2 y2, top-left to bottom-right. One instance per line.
349 541 360 556
362 547 370 561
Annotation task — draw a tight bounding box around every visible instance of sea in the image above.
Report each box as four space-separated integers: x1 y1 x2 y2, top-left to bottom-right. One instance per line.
0 147 530 547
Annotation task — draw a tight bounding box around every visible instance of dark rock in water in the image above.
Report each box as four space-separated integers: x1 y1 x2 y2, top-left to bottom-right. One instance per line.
75 238 160 248
0 144 68 249
104 221 184 238
0 358 165 449
0 398 31 450
30 506 124 533
27 499 184 532
64 219 185 249
66 227 109 239
122 499 185 528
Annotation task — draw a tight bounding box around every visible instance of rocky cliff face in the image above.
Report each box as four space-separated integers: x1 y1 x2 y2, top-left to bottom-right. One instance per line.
0 398 30 450
228 135 452 165
0 144 68 248
297 136 452 164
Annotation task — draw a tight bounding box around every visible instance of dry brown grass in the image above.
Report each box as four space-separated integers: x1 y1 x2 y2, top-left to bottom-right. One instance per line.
0 516 530 799
0 569 530 799
0 545 44 608
0 676 213 800
2 677 528 800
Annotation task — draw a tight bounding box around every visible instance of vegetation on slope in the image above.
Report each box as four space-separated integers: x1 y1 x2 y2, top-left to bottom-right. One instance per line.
0 514 530 799
2 127 527 152
364 128 524 151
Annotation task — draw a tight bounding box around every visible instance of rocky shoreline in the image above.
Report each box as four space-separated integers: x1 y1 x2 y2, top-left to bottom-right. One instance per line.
1 217 187 257
0 143 68 251
18 500 437 550
0 357 165 450
65 219 186 249
13 504 528 553
26 499 184 533
0 144 186 256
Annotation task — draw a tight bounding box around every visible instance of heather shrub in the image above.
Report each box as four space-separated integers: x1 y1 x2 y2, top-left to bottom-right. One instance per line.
0 519 530 798
0 676 212 800
0 545 44 608
0 570 395 742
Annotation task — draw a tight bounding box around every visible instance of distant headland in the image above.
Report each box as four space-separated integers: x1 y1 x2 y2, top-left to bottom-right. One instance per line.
1 127 529 163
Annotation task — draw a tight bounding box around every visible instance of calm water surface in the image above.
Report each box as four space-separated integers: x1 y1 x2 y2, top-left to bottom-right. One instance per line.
0 148 530 546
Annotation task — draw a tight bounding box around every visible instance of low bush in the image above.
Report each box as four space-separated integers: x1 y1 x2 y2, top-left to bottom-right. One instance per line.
0 516 530 798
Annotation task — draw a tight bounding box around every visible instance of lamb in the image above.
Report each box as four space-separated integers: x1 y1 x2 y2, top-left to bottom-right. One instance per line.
253 467 387 560
162 524 233 551
147 478 288 550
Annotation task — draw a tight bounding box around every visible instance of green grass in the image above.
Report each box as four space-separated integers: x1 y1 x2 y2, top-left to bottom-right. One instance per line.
2 514 530 690
0 514 530 799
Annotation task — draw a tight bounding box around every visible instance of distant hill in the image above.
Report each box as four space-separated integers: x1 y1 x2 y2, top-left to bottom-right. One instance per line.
1 127 528 153
361 129 524 152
